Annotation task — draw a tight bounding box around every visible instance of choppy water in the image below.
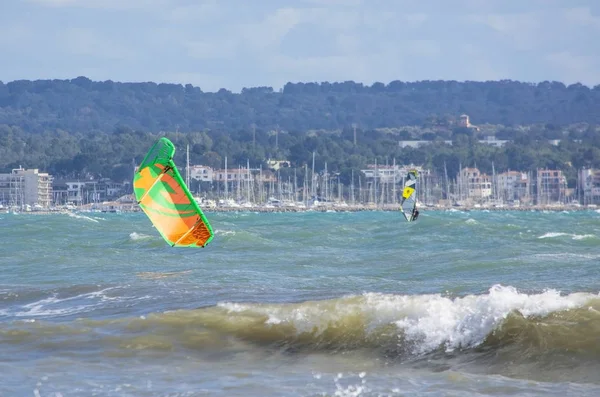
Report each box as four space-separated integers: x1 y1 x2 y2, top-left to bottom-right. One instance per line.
1 209 600 396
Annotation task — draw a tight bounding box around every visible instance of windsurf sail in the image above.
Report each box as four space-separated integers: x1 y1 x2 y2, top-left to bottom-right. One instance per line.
133 137 214 247
400 169 418 222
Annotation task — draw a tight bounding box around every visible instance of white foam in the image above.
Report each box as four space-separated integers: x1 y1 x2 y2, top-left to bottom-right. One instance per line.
219 285 597 355
368 285 594 354
13 287 130 318
67 212 99 223
538 232 568 239
129 232 152 240
538 232 595 240
573 234 595 240
215 230 236 236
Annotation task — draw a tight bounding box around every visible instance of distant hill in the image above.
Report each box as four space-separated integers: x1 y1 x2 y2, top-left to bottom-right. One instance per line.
0 77 599 133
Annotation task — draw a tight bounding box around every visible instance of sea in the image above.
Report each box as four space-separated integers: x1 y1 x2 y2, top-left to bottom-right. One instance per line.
1 209 600 396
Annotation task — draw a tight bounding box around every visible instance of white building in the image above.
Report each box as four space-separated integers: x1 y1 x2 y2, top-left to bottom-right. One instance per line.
497 171 529 202
0 167 53 208
65 182 86 205
361 165 426 183
398 137 507 148
536 169 567 205
398 140 452 148
189 165 214 182
459 167 492 200
579 168 600 205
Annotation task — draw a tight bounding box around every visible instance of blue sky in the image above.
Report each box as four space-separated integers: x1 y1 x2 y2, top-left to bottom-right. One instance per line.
1 0 599 91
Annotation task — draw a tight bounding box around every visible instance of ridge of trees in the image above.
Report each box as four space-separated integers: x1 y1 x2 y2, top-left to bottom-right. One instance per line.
1 77 600 133
1 122 599 190
1 77 600 189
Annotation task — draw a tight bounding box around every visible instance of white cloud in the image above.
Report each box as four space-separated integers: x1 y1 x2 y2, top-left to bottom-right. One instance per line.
0 24 33 46
25 0 171 10
25 0 78 6
466 58 505 81
301 0 362 6
58 28 136 60
545 51 600 85
466 12 542 50
184 39 237 60
467 12 541 35
333 33 361 54
167 1 223 23
564 7 600 28
267 54 367 83
402 13 429 28
236 7 307 53
404 39 441 58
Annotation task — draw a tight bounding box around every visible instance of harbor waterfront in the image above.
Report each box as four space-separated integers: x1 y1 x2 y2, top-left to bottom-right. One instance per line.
1 209 600 396
5 202 597 215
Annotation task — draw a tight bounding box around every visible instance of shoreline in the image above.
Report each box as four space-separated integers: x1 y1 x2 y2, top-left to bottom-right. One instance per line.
2 204 596 215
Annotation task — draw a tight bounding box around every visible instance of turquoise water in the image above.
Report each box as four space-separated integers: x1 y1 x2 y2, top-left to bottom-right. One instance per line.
1 209 600 396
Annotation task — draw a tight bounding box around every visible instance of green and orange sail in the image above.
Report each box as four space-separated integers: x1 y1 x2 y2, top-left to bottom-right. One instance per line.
133 138 214 247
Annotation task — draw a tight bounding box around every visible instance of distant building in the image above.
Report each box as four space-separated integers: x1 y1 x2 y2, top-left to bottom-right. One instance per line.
536 169 567 205
458 114 471 128
398 140 452 148
214 168 252 182
51 180 69 205
98 179 124 199
361 165 399 183
266 159 291 171
0 167 53 208
459 167 491 200
398 137 506 148
579 168 600 205
65 181 86 205
213 168 277 183
55 179 126 205
361 165 426 183
457 114 480 131
479 136 509 147
497 171 530 202
189 165 214 182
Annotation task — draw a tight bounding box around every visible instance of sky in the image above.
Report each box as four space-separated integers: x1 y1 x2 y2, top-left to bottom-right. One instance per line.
1 0 599 92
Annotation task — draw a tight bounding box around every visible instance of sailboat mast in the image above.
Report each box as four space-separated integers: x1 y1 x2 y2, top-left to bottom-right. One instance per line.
186 144 190 188
444 161 449 201
247 159 251 203
492 161 496 202
294 168 298 202
224 156 228 200
393 158 397 205
311 151 315 199
304 164 308 206
351 169 355 205
324 162 328 203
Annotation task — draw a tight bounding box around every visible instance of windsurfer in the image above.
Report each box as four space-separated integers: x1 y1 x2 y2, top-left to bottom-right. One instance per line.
412 208 419 221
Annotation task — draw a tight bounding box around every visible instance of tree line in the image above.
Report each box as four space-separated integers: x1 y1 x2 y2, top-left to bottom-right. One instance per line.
1 77 600 133
1 122 599 189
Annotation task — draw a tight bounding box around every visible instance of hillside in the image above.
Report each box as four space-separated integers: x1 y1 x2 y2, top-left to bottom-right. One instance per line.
1 78 599 133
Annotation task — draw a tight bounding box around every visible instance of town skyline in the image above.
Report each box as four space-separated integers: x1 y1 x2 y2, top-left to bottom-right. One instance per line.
1 154 596 211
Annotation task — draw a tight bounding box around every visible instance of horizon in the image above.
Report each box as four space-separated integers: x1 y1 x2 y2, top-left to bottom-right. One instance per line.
2 0 599 92
1 75 597 94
